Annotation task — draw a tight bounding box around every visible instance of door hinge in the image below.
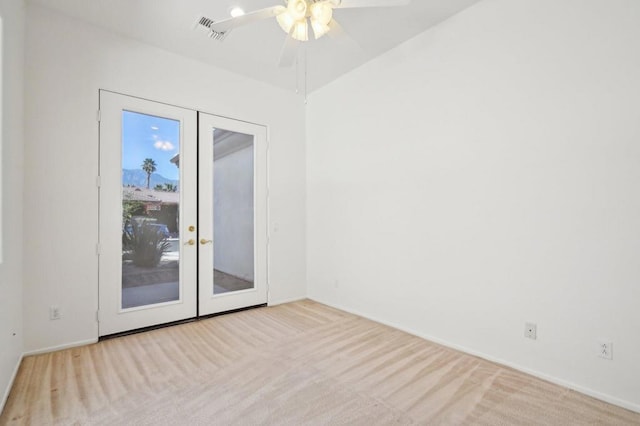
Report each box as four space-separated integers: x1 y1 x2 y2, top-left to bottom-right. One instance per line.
96 243 102 255
96 110 101 122
96 176 101 188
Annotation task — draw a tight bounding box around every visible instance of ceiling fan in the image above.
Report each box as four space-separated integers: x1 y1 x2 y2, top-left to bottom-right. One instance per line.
197 0 411 67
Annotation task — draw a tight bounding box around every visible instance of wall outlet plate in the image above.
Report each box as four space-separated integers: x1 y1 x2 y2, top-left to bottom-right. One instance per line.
50 305 61 320
524 322 537 340
598 341 613 360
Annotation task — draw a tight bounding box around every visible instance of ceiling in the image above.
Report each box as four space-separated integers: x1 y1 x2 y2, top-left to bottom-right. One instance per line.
28 0 480 92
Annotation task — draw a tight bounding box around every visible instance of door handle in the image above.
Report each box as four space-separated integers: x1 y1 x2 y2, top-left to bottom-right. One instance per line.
200 239 213 245
184 239 196 246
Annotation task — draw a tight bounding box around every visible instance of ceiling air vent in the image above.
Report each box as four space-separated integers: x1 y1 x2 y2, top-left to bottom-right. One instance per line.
198 16 214 28
194 15 229 41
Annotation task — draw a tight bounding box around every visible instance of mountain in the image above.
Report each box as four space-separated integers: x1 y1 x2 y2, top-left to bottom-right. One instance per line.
122 169 179 188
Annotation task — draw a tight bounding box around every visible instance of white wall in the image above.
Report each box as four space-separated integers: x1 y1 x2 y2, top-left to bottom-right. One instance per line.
0 0 24 409
214 144 254 281
23 4 306 353
307 0 640 412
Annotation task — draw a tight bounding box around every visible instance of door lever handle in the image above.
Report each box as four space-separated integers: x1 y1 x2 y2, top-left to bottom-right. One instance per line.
200 239 213 245
184 239 195 246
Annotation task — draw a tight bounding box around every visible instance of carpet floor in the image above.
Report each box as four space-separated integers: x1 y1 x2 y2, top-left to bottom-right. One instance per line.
1 300 639 425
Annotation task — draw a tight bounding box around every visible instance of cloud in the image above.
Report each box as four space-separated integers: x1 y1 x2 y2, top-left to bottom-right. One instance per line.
154 141 175 151
151 126 159 130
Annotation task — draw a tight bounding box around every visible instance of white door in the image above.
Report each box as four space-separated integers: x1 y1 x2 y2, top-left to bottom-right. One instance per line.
99 91 198 336
98 92 268 335
198 113 268 315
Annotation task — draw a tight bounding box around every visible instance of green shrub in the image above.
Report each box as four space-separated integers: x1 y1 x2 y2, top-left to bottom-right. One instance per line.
122 222 170 267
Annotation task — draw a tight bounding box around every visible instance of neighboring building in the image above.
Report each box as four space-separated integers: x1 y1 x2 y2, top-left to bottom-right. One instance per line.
123 186 179 233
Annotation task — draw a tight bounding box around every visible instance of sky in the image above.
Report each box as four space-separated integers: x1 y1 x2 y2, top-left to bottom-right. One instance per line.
121 110 180 181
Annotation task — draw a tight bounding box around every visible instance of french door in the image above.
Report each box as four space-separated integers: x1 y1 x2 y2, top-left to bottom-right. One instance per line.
98 91 267 336
198 113 268 315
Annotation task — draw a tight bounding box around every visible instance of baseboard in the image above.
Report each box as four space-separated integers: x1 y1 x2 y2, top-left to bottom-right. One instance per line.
1 353 24 414
309 297 640 415
268 295 307 306
23 338 98 357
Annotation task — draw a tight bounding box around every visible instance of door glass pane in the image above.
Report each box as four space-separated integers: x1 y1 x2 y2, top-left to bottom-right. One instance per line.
121 111 181 308
212 129 255 295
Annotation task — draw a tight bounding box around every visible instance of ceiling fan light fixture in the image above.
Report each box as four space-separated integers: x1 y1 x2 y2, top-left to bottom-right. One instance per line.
287 0 308 21
276 9 296 33
291 19 309 41
310 18 330 39
310 1 333 26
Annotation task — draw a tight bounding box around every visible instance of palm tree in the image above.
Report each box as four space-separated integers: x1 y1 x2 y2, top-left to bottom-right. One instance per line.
141 158 157 189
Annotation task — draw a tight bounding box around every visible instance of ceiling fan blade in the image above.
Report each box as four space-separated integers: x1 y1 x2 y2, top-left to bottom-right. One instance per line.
209 6 285 33
327 18 364 52
278 34 300 68
330 0 410 8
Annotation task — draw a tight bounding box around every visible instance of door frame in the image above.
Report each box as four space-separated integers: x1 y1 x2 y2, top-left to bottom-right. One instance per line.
98 90 270 337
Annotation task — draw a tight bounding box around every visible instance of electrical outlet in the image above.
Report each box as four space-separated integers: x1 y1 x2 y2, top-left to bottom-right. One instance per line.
50 306 61 320
524 322 537 340
598 341 613 360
